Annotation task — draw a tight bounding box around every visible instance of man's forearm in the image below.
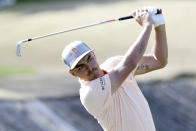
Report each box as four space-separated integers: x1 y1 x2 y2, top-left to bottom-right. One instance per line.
111 24 152 92
109 10 153 94
152 25 168 66
123 24 152 68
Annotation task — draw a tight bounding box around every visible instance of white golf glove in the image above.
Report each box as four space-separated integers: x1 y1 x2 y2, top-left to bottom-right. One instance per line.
143 7 165 27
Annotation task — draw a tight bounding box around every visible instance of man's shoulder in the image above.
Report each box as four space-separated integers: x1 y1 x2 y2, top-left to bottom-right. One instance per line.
100 56 123 71
102 55 123 65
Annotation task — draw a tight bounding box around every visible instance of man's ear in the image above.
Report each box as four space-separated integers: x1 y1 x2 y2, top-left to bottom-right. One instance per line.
69 70 76 76
92 52 95 56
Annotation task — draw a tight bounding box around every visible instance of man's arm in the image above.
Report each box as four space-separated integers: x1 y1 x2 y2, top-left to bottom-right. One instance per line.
134 24 168 75
109 10 153 94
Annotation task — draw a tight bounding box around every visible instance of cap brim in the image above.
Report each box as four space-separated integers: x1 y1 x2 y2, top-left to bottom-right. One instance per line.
70 50 93 70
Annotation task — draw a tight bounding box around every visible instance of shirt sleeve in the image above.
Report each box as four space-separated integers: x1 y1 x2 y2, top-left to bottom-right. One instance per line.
79 74 112 117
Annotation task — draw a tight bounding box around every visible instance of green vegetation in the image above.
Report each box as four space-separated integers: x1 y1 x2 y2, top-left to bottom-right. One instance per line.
0 66 35 76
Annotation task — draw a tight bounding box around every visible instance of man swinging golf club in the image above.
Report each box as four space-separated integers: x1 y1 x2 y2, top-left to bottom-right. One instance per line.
62 7 168 131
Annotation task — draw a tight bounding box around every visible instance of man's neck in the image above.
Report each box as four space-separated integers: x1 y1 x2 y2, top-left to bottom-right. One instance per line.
100 69 106 77
80 69 106 85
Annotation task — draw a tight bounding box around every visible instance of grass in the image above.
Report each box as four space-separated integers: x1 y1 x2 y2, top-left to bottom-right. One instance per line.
0 66 36 76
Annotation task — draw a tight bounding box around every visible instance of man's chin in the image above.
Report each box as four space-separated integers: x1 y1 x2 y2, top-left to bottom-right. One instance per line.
89 73 99 81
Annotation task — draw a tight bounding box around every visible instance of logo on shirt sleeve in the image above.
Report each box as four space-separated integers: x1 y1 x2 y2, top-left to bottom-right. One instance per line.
99 77 105 90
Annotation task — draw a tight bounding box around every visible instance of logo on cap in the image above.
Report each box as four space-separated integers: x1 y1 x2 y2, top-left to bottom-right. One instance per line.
71 48 79 56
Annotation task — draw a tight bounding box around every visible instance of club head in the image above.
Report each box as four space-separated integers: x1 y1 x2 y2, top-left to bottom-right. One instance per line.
16 41 23 57
16 39 30 57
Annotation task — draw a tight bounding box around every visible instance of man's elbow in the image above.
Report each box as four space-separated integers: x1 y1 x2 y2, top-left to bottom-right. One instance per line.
159 59 168 68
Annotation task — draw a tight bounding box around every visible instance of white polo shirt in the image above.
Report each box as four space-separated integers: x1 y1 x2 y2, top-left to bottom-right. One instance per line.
79 56 156 131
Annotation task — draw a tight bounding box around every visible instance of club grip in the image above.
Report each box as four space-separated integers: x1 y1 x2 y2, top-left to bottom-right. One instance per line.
118 15 134 21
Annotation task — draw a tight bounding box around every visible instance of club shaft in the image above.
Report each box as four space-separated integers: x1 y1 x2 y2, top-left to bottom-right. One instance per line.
24 15 133 43
32 19 116 41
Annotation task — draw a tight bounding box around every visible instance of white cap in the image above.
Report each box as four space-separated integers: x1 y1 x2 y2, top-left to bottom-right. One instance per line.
61 41 93 70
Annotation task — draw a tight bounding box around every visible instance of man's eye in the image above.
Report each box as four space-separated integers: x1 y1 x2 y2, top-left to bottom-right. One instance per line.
87 55 92 62
78 66 82 70
76 64 83 71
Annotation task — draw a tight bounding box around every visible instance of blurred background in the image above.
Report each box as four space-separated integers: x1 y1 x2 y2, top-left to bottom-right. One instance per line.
0 0 196 131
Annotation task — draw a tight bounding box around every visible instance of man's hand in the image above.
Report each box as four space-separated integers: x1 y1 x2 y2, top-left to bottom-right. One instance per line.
132 9 153 27
143 7 165 28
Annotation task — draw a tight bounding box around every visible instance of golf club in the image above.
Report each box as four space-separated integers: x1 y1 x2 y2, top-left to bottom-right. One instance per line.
16 9 162 57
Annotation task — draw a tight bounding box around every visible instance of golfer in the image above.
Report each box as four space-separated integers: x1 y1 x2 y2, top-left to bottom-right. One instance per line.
62 7 168 131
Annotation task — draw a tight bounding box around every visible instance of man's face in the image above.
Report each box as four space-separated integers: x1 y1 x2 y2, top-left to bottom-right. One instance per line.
70 52 100 81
